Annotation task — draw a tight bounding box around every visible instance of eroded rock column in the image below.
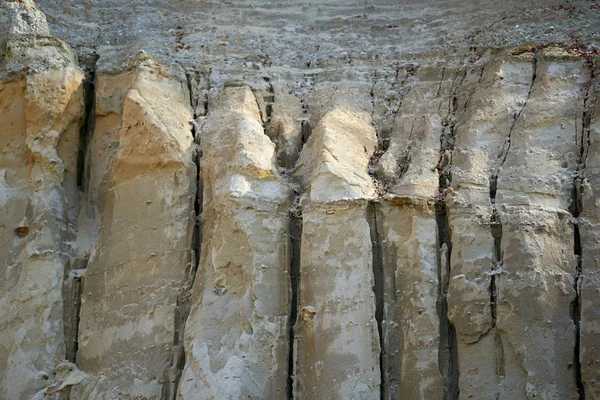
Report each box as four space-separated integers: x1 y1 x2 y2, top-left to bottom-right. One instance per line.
292 83 381 400
447 53 535 399
375 58 483 399
493 51 587 399
0 1 85 398
72 57 196 399
375 64 449 400
178 86 291 399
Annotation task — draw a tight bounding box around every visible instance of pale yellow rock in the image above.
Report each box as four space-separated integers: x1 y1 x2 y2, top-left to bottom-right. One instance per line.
446 55 535 399
177 86 291 400
491 56 586 399
451 56 535 206
376 60 483 399
0 5 84 395
293 82 380 399
296 82 377 203
72 57 196 399
496 58 587 209
496 208 577 399
294 204 380 400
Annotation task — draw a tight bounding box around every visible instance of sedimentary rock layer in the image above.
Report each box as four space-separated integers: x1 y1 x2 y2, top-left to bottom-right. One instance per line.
1 2 599 397
292 82 381 400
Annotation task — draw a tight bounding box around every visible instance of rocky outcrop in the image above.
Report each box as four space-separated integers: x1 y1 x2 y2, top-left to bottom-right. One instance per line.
0 2 84 399
1 1 600 399
178 86 291 399
581 71 600 400
71 56 196 399
292 82 380 399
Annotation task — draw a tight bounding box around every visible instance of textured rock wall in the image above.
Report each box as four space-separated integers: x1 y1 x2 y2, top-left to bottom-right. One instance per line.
1 1 600 400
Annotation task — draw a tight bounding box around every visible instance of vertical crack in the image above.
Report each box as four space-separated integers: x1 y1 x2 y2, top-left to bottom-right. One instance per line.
367 202 385 399
287 190 302 400
368 64 415 198
490 56 537 203
490 210 505 379
485 56 537 388
64 258 87 363
435 202 459 400
434 59 483 400
167 68 206 400
365 67 415 397
570 59 596 400
286 88 309 399
64 48 98 369
76 49 98 191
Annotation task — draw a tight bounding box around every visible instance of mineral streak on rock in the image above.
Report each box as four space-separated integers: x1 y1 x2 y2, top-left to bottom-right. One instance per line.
1 0 600 399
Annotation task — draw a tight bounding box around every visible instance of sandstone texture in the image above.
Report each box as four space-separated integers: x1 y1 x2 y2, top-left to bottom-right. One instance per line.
1 0 600 399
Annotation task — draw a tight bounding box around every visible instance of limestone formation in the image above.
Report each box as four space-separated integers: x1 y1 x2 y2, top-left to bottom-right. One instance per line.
1 1 600 399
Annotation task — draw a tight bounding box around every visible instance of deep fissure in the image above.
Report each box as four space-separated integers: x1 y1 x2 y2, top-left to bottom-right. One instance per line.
435 63 473 400
76 50 98 190
435 203 460 400
570 61 596 400
168 69 206 399
485 57 537 385
64 49 98 367
286 91 308 399
287 192 302 400
64 260 87 363
489 210 505 380
367 201 385 400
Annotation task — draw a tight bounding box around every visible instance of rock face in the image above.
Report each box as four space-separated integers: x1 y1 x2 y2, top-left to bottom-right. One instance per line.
71 56 196 399
292 83 380 399
1 1 600 400
0 2 84 399
178 86 290 400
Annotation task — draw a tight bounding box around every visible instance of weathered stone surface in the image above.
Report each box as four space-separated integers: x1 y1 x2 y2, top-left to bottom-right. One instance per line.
377 199 442 400
491 51 587 399
178 86 291 399
71 57 196 399
446 54 535 399
293 83 380 399
0 2 84 398
578 72 599 399
496 208 576 399
1 1 600 398
266 83 304 169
